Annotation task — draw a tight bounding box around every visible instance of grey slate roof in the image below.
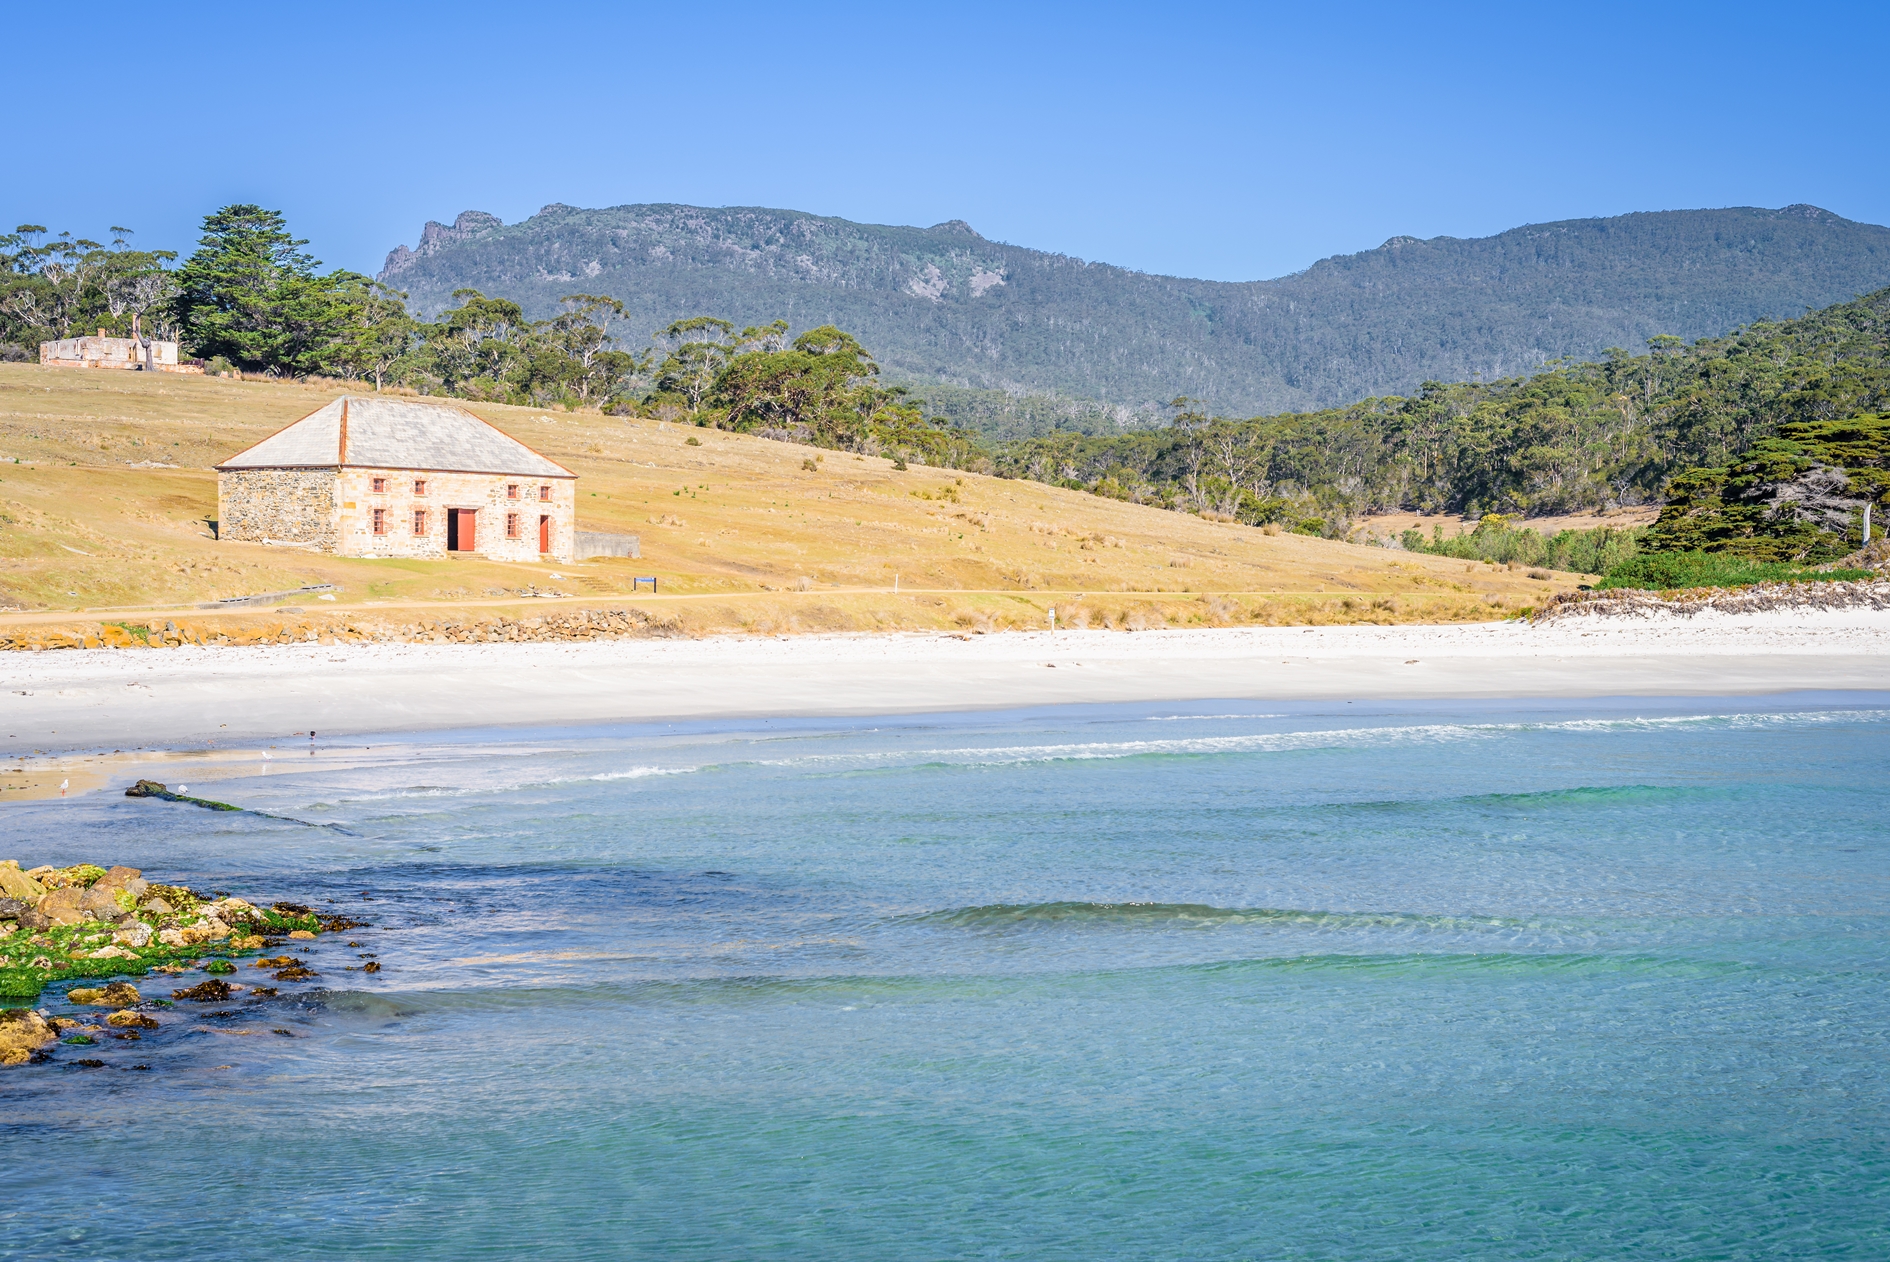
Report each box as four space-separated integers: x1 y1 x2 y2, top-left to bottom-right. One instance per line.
217 396 574 478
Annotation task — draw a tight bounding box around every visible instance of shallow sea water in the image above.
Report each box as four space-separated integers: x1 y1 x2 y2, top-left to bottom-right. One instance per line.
3 694 1888 1259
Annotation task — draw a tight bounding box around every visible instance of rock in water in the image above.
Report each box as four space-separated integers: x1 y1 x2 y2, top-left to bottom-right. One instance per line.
171 979 233 1002
65 982 138 1005
0 1008 56 1066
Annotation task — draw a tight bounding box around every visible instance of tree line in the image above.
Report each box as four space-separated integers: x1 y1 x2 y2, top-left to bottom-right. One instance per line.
996 286 1890 541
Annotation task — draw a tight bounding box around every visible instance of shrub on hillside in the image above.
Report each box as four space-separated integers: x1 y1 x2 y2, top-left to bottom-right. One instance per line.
1401 516 1643 574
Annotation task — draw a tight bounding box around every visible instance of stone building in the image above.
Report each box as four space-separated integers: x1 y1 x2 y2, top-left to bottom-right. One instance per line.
40 330 202 373
216 396 576 561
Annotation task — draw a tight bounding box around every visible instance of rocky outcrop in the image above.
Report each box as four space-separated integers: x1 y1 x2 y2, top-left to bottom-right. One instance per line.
0 860 335 1025
380 210 504 279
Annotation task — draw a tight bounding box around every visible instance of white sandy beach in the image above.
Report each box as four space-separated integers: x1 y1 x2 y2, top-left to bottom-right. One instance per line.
3 609 1888 759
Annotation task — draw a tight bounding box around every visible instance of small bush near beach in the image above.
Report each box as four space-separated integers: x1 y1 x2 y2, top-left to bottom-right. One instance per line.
1597 551 1875 591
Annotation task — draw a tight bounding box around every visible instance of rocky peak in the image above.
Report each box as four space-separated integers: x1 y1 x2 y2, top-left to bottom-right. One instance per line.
380 211 503 279
927 220 982 238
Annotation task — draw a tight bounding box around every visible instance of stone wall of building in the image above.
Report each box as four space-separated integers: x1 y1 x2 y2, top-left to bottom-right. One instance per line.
333 467 575 562
218 469 338 548
40 335 200 373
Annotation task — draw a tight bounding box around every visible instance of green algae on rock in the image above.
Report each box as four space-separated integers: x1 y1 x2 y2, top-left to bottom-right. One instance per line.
0 858 326 1005
123 780 241 812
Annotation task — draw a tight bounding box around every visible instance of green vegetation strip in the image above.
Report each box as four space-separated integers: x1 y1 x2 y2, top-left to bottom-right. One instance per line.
1597 552 1875 591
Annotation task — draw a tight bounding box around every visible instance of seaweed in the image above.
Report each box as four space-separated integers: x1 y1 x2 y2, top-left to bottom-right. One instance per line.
123 782 359 835
1 895 319 999
123 780 241 811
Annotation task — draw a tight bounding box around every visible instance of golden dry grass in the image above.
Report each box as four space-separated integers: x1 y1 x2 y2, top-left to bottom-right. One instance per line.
0 363 1581 636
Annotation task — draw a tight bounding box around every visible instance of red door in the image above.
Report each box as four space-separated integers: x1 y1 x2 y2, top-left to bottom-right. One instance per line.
450 508 476 552
538 514 550 553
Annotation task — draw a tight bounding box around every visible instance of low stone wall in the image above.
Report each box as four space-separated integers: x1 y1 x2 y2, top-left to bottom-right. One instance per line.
218 469 337 549
576 531 640 559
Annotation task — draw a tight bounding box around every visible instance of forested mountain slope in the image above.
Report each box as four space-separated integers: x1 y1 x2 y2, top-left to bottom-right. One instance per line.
994 286 1890 528
381 202 1890 415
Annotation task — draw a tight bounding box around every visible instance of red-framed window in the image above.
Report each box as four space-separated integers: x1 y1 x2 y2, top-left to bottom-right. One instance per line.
414 479 428 495
372 507 387 535
507 484 520 500
506 512 520 538
412 509 428 535
538 484 551 502
371 477 387 493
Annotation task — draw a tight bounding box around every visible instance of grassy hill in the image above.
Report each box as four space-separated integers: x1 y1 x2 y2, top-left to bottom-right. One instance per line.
380 203 1890 420
0 364 1570 642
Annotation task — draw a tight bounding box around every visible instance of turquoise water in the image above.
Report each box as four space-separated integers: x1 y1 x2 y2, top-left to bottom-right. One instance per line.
4 695 1889 1259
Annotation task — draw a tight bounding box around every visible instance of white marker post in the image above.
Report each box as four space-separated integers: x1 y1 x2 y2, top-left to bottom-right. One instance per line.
1048 607 1056 633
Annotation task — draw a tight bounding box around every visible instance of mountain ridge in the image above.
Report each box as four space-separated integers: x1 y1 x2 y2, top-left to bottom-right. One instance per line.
379 202 1890 416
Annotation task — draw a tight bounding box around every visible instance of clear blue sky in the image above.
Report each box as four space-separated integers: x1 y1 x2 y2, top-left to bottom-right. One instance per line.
11 0 1887 282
